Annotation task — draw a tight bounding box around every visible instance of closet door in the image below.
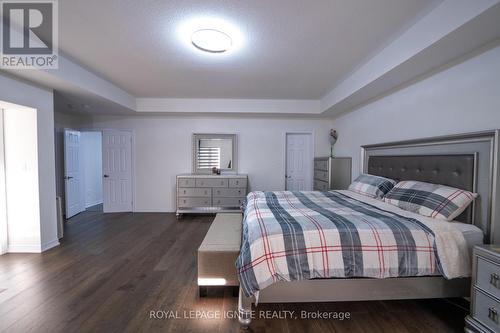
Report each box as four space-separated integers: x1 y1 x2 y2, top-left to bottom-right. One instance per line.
64 129 84 218
285 133 313 191
102 130 133 213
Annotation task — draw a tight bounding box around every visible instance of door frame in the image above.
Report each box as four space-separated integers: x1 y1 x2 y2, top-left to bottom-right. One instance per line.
283 131 315 191
63 128 136 214
91 128 136 213
0 108 7 254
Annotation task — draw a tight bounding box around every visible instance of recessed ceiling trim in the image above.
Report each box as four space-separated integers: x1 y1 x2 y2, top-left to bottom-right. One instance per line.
135 98 321 114
321 0 500 116
4 0 500 117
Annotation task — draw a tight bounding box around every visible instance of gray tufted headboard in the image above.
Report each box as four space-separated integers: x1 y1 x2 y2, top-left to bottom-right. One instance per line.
362 130 500 243
367 154 476 223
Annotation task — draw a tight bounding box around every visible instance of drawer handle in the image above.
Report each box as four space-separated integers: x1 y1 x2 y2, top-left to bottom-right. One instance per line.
490 273 499 288
488 307 498 323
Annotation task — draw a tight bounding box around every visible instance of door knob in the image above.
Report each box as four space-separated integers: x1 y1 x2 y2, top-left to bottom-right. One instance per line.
64 176 73 180
103 174 109 178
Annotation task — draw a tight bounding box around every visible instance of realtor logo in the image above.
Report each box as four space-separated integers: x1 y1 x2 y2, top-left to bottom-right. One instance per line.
1 0 58 69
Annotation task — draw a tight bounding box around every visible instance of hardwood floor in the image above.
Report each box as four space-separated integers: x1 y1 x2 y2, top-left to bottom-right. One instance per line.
0 210 469 333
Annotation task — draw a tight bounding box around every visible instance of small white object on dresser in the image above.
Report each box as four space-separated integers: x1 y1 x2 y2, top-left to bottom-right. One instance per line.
466 245 500 333
313 157 352 191
176 174 248 219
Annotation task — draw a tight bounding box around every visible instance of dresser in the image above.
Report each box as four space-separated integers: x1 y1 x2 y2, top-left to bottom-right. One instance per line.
466 245 500 333
176 174 248 218
313 157 352 191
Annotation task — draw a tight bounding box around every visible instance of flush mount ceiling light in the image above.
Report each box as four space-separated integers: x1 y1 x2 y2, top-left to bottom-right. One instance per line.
176 17 244 56
191 29 232 53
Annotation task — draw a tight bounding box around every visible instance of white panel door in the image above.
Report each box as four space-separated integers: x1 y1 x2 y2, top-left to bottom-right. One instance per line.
102 130 133 213
285 133 313 191
64 130 84 218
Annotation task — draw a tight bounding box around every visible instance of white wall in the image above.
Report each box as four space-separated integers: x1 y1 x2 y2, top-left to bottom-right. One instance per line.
81 131 103 207
0 73 58 252
332 44 500 178
85 115 333 212
3 107 41 252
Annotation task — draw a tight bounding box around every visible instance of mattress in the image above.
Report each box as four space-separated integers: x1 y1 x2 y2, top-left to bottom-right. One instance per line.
237 190 472 297
451 222 484 254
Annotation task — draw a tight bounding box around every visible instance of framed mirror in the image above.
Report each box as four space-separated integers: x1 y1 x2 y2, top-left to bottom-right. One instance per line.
192 133 237 174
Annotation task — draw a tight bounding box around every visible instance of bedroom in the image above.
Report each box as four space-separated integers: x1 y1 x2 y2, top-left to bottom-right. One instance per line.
1 0 500 332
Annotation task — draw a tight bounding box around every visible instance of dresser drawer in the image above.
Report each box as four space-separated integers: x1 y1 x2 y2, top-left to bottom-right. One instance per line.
314 179 329 191
213 188 246 197
314 170 329 182
213 197 244 207
314 160 328 171
178 188 211 197
229 178 247 188
477 256 500 299
178 178 195 187
195 178 228 187
178 197 211 207
472 288 500 332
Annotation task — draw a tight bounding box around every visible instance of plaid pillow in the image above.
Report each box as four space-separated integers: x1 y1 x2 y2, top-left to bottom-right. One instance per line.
348 174 397 199
384 180 477 221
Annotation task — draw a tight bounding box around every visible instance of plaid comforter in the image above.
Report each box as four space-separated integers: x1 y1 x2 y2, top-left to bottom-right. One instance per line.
236 190 470 297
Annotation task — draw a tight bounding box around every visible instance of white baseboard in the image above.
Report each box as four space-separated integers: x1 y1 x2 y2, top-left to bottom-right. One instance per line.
41 239 60 252
85 200 103 209
133 208 175 213
8 239 60 253
8 243 42 253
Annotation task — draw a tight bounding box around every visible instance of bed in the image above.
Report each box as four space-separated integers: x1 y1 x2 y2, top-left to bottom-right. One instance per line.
237 130 500 327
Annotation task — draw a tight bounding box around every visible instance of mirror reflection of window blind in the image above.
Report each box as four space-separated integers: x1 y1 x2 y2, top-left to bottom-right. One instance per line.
197 147 221 169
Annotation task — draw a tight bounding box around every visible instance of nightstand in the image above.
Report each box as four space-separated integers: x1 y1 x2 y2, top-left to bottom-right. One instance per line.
466 245 500 333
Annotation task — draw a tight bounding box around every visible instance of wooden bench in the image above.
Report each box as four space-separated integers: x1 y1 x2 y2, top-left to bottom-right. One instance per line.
197 213 242 297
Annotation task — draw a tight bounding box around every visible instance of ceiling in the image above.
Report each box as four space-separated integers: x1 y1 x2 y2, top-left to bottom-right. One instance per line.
58 0 440 99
